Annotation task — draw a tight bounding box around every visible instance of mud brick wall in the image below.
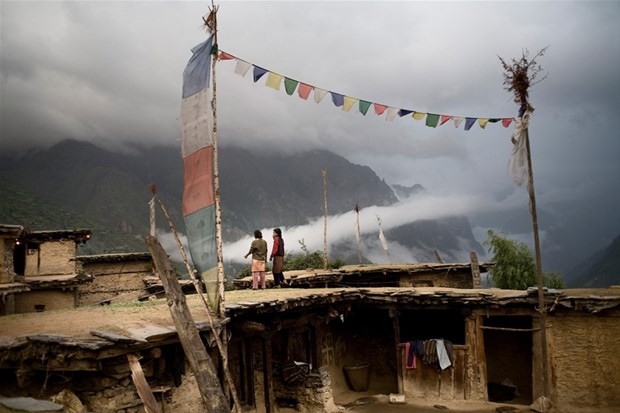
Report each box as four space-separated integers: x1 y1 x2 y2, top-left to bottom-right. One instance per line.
14 289 76 313
25 241 76 276
550 310 620 411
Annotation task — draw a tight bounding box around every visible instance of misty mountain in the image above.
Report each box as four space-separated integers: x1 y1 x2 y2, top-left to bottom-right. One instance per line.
4 139 619 286
0 140 398 242
392 183 425 199
0 179 147 254
0 139 487 266
564 234 620 288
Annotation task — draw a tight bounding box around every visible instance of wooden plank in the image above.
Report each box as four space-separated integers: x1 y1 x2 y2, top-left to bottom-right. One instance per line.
91 329 144 344
390 308 404 394
262 336 275 413
146 236 229 413
125 325 177 342
127 353 162 413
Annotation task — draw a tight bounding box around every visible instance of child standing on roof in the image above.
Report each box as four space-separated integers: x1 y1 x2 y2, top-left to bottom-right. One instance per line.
270 228 286 288
244 230 268 290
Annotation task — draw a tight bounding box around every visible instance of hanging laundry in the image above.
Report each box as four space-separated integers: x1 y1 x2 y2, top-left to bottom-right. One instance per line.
405 340 425 369
434 339 452 370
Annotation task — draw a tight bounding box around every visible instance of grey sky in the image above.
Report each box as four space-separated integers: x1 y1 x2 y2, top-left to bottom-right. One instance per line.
2 1 620 268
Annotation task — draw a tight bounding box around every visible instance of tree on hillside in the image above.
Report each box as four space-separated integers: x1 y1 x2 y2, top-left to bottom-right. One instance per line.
484 229 563 290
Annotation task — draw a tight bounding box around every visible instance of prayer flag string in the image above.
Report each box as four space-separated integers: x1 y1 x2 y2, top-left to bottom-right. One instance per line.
218 50 514 130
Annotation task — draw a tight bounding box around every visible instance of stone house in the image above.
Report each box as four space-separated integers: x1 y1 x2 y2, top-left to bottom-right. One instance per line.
0 284 618 413
0 225 29 316
0 225 92 314
76 252 155 306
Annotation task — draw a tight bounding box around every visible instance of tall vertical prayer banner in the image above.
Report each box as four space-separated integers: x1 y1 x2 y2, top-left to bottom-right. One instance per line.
181 35 219 311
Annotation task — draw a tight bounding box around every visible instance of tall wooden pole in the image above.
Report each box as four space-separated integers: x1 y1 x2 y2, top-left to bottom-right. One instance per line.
209 4 226 318
499 48 549 408
524 127 549 401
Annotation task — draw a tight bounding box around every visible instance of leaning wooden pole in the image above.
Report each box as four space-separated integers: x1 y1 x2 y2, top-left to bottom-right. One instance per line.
146 236 229 413
157 198 241 412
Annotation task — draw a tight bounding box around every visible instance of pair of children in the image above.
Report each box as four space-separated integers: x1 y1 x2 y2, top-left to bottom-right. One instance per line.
244 228 285 290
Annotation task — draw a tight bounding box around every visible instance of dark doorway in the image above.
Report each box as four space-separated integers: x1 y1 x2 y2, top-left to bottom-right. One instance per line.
13 242 26 275
483 316 533 404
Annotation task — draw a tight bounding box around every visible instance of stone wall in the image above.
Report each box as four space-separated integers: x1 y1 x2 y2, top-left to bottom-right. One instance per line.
550 310 620 411
25 241 76 276
77 261 151 306
398 273 472 289
14 289 75 313
0 237 15 283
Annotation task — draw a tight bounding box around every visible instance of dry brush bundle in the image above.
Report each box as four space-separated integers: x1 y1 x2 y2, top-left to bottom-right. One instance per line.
498 47 549 114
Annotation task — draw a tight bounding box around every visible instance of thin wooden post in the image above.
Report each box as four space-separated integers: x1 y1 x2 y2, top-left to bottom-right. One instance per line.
389 308 404 394
157 199 241 412
354 204 362 264
469 251 482 289
322 168 328 269
262 335 275 413
127 353 162 413
146 236 229 413
524 127 549 400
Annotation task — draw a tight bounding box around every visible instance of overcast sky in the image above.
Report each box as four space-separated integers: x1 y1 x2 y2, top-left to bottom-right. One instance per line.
2 1 619 267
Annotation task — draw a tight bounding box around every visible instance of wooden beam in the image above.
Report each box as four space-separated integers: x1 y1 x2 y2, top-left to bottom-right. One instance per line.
146 236 229 413
389 308 404 394
262 335 275 413
127 353 162 413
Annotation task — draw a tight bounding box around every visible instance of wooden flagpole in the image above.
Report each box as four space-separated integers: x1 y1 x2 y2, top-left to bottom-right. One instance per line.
524 126 549 404
500 47 550 410
207 2 226 318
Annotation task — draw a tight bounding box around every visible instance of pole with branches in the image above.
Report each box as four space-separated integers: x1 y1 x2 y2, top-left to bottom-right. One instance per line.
499 47 551 410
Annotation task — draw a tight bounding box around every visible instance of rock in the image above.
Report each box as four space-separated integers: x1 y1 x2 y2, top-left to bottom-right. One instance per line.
50 389 87 413
530 396 553 413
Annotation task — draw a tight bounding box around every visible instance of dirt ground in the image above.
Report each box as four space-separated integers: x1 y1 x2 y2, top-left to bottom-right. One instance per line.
337 394 530 413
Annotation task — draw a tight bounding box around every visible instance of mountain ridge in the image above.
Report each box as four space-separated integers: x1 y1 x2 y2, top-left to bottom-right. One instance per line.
2 139 618 286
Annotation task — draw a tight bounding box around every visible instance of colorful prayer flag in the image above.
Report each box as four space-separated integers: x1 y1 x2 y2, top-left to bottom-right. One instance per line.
253 66 268 83
331 92 344 107
426 113 440 128
265 72 283 90
218 51 235 61
181 35 219 311
233 59 252 77
284 78 298 95
314 88 328 103
464 117 477 130
374 103 388 115
359 100 371 115
440 115 453 125
343 96 357 112
298 83 313 100
386 107 398 122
